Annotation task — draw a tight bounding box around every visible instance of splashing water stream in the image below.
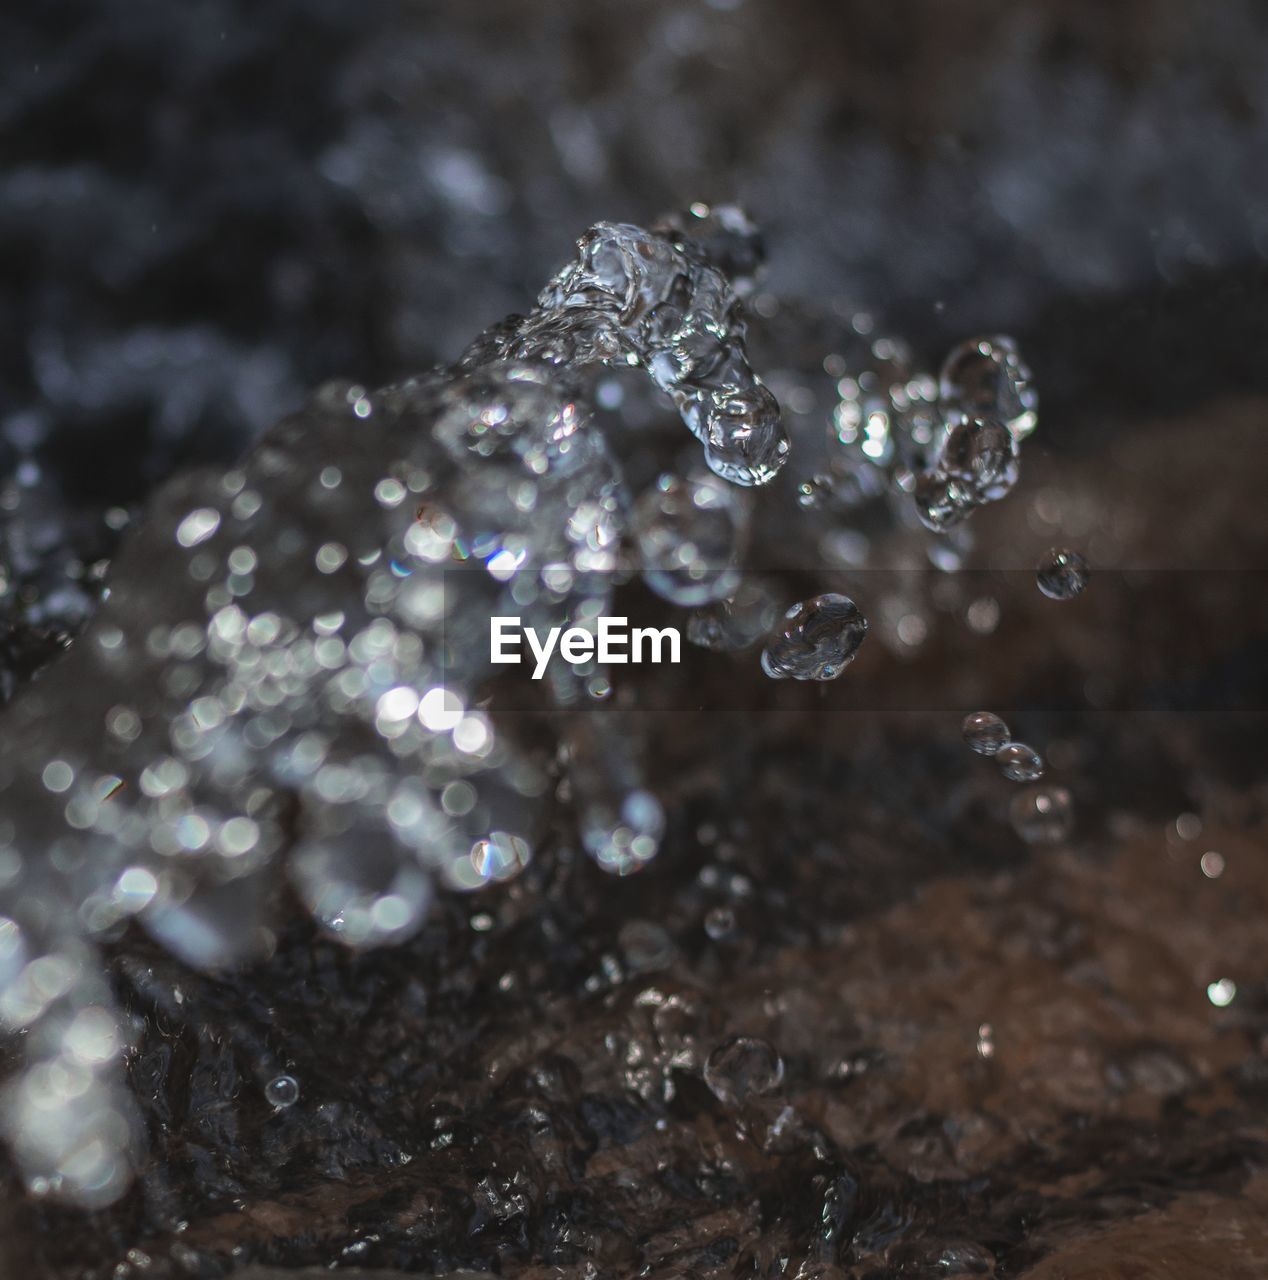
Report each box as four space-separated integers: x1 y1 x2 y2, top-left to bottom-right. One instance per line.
0 208 1047 1211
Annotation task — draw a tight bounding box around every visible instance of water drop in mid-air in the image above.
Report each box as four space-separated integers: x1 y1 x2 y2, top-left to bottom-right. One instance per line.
938 334 1038 440
633 471 748 607
761 594 868 681
996 742 1045 782
1036 548 1089 601
962 711 1010 756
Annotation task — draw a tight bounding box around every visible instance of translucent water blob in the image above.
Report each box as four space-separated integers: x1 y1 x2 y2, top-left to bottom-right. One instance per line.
1036 548 1089 600
761 594 868 681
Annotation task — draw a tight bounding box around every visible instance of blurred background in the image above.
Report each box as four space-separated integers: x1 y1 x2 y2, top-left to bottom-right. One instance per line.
4 0 1268 511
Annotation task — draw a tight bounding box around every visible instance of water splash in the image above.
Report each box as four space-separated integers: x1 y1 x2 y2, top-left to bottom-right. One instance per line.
0 208 1049 1210
464 218 789 487
0 212 785 1204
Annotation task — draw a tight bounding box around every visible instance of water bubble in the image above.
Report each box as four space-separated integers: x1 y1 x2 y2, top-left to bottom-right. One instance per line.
632 472 747 607
996 742 1045 782
1009 784 1074 843
704 905 736 940
961 711 1010 756
938 334 1038 440
703 1036 785 1107
1036 548 1089 601
761 593 867 681
264 1075 299 1109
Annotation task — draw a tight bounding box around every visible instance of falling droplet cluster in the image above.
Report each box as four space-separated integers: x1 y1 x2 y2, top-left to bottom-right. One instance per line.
805 331 1036 540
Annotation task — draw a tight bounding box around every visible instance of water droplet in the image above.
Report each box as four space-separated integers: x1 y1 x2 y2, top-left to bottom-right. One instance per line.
913 469 974 533
703 1036 784 1107
962 711 1010 756
939 334 1038 440
996 742 1045 782
1036 547 1089 600
761 594 867 681
1009 785 1074 843
265 1075 299 1108
939 417 1020 504
913 416 1020 532
633 472 747 606
175 507 221 549
1207 978 1237 1008
699 384 789 488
